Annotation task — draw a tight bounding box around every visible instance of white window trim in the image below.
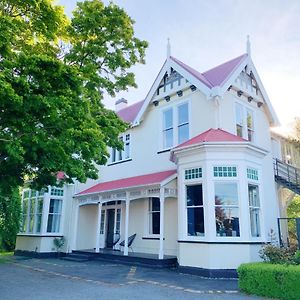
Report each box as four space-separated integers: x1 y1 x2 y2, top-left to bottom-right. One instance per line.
234 100 255 142
185 182 205 239
160 99 190 151
213 180 242 240
110 133 131 164
248 183 262 239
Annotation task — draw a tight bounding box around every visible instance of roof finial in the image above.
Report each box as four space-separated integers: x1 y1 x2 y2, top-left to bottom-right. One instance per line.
167 38 171 58
247 35 251 56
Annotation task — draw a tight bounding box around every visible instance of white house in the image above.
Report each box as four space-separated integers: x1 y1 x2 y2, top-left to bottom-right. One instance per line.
15 39 300 277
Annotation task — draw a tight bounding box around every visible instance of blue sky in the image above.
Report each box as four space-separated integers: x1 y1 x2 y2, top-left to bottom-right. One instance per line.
57 0 300 130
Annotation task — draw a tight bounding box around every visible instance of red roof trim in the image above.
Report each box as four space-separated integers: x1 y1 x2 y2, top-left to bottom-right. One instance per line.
175 128 247 149
77 169 177 196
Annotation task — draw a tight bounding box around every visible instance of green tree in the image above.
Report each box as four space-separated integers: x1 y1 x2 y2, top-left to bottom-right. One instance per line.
0 0 147 248
0 0 148 191
0 187 21 251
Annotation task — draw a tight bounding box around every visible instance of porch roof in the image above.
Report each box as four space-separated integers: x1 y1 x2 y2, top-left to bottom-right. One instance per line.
76 169 177 196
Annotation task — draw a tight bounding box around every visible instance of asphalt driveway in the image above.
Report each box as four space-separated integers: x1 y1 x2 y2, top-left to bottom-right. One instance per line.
0 256 264 300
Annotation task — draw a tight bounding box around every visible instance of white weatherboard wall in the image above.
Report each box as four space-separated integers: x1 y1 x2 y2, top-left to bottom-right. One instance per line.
76 204 98 250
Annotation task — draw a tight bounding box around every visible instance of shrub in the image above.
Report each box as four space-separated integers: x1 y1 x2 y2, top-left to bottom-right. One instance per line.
259 244 295 264
238 263 300 300
294 250 300 265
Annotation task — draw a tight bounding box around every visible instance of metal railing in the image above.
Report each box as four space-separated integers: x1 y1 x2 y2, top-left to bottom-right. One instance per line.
273 158 300 190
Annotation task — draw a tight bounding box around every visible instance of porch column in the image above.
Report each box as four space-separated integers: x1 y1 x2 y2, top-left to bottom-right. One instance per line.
159 187 165 259
95 202 102 253
72 200 80 250
124 196 130 256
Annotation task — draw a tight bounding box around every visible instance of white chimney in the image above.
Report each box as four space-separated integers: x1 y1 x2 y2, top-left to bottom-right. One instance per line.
115 98 128 112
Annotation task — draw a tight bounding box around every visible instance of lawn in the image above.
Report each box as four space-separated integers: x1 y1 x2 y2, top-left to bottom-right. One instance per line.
0 252 13 264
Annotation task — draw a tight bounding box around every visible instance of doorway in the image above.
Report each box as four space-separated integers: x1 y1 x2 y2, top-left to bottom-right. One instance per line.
106 209 115 248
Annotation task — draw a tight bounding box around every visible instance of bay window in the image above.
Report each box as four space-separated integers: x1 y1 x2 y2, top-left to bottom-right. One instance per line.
235 103 243 138
248 184 261 237
47 198 63 233
186 184 204 236
215 183 240 237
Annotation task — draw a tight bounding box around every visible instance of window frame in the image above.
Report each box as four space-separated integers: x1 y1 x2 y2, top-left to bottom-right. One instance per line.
248 184 261 238
162 107 174 149
161 100 190 151
214 181 241 238
110 133 131 164
185 183 205 237
235 101 255 142
47 198 63 233
148 197 160 236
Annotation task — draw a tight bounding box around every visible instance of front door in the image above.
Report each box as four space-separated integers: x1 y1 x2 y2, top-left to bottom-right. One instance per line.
106 209 115 248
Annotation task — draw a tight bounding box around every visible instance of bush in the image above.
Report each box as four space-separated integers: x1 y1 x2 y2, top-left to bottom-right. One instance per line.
238 263 300 300
259 244 296 264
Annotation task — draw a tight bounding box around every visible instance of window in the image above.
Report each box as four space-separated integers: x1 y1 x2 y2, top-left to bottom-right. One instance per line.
235 103 254 141
21 190 42 234
149 197 160 234
100 210 105 234
185 168 202 180
163 108 173 149
186 185 204 236
247 109 254 141
213 166 237 177
111 134 131 163
247 168 258 180
178 103 189 144
47 199 62 233
35 196 43 233
124 134 130 159
161 102 190 149
21 197 29 233
215 183 240 237
116 209 121 234
248 185 261 237
51 188 64 197
235 103 243 137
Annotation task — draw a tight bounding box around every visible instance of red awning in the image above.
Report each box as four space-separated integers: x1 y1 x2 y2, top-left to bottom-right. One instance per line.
76 169 177 196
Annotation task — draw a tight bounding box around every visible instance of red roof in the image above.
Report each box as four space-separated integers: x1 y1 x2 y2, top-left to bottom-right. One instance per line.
115 54 247 123
175 128 246 149
77 169 177 196
170 56 213 88
202 54 247 87
117 100 144 123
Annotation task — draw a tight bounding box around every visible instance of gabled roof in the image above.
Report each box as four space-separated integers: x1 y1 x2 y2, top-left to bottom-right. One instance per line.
117 100 144 123
174 128 247 150
76 169 177 196
170 56 213 88
202 54 248 87
115 52 278 126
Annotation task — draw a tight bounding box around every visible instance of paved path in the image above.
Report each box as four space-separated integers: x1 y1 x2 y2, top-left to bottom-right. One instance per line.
0 257 264 300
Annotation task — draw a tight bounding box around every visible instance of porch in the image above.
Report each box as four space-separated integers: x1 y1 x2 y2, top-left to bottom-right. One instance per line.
65 249 177 268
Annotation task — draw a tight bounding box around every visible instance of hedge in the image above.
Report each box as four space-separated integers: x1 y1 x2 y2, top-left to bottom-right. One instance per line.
238 263 300 300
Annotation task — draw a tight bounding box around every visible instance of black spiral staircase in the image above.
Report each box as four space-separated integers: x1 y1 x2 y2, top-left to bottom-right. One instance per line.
274 159 300 195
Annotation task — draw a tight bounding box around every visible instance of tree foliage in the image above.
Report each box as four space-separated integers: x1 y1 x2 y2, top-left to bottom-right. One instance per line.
0 0 148 191
0 187 21 251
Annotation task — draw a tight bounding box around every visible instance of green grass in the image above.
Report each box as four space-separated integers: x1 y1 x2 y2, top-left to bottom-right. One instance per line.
0 252 13 264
